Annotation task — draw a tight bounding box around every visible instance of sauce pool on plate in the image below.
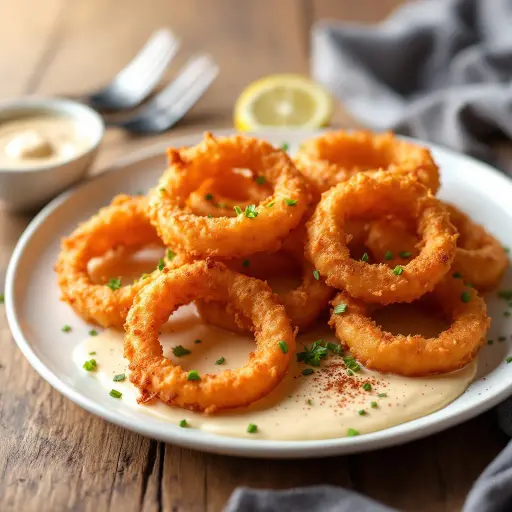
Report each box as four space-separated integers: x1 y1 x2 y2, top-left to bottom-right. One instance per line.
72 304 476 441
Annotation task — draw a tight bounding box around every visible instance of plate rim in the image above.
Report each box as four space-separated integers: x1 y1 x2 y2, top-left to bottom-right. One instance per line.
5 129 512 458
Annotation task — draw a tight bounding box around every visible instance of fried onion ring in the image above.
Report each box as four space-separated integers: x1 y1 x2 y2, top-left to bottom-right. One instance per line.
444 203 508 290
147 133 309 258
124 260 295 413
294 130 440 194
329 277 489 376
55 195 164 328
306 173 457 304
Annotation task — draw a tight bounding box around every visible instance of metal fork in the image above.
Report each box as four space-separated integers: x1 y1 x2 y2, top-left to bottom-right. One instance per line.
87 29 180 111
112 53 219 134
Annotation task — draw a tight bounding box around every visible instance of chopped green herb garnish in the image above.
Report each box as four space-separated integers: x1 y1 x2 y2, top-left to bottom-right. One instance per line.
284 198 298 206
179 419 188 428
358 409 366 416
361 252 369 262
506 357 512 364
307 399 313 405
215 357 225 365
453 272 463 279
83 359 97 372
378 393 387 398
333 303 347 314
194 339 201 344
0 294 4 304
167 249 176 261
234 205 242 216
255 176 266 185
322 340 343 355
266 201 275 208
399 251 411 258
106 278 122 291
362 382 372 392
392 265 404 276
109 389 122 399
244 204 258 218
347 428 359 437
205 193 213 201
242 259 250 267
347 369 354 376
461 291 471 303
313 269 320 280
247 423 258 433
216 202 227 209
278 340 289 354
371 401 378 408
159 187 167 194
281 143 289 151
296 341 329 367
89 351 96 355
157 258 165 271
384 251 393 261
498 290 512 300
62 325 71 333
343 356 361 372
187 370 201 381
207 214 213 219
89 329 98 337
302 368 314 376
172 345 191 357
498 336 507 342
113 373 126 382
141 273 150 280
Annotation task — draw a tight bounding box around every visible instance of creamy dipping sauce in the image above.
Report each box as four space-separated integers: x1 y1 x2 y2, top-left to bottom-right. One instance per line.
0 114 92 169
72 304 476 441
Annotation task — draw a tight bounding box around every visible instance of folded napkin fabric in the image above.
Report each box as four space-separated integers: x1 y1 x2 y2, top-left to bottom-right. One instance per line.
311 0 512 163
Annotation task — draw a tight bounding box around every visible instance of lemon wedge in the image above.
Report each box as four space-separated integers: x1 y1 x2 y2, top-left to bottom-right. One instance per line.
234 74 333 131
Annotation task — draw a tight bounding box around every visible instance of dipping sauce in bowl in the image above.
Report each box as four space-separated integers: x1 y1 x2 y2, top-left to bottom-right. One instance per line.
0 97 104 212
0 112 93 169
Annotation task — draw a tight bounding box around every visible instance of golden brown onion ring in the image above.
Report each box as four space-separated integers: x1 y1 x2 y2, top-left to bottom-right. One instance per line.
294 130 440 194
444 203 508 290
147 133 309 258
329 277 489 376
306 173 457 304
55 195 164 328
124 260 295 413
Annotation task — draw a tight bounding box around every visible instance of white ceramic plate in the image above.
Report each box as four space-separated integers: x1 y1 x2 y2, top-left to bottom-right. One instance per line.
6 130 512 458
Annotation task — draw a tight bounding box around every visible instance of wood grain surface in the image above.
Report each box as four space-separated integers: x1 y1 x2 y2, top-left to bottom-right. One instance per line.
0 1 508 511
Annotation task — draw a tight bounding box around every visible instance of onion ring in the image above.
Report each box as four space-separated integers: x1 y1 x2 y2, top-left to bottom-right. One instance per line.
306 173 457 304
147 133 309 258
124 260 295 413
294 130 440 194
329 277 489 376
55 195 165 328
196 226 334 331
444 203 508 290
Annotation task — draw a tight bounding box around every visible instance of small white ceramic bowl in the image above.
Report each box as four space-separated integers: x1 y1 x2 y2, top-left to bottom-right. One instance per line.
0 97 104 212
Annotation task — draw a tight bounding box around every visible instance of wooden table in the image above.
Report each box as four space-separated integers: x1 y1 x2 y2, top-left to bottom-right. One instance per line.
0 1 508 510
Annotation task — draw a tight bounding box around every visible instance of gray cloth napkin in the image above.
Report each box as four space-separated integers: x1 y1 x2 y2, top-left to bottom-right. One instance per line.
226 0 512 510
311 0 512 163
